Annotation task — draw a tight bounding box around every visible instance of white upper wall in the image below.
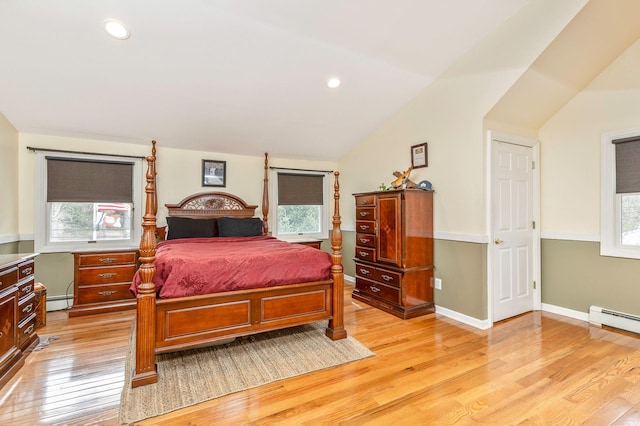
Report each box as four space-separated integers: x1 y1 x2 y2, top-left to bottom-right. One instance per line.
18 133 337 235
338 0 586 239
539 37 640 239
0 113 19 241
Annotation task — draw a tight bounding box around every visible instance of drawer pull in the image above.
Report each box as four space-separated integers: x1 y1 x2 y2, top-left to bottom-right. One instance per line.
358 251 370 258
381 275 393 282
359 268 370 275
22 267 33 276
359 238 370 244
359 200 369 205
98 290 117 296
24 324 35 335
99 257 117 264
370 285 380 293
359 225 370 231
98 273 117 279
359 212 370 217
23 304 33 314
22 285 32 294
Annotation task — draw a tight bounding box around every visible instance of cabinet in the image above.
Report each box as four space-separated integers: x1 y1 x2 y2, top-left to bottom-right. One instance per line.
0 253 38 389
69 249 139 317
352 189 434 319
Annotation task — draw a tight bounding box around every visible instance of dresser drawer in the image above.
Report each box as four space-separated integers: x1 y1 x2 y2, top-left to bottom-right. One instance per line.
356 233 375 248
0 267 18 293
18 314 37 349
18 293 35 323
374 268 401 288
76 251 137 267
77 283 134 305
355 263 375 279
356 277 399 304
18 261 34 281
77 265 136 285
355 195 376 207
17 279 34 301
356 220 376 234
356 207 376 221
355 247 375 262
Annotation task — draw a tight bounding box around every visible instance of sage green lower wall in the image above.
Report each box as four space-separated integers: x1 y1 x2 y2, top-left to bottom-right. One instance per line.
342 231 488 320
541 239 640 316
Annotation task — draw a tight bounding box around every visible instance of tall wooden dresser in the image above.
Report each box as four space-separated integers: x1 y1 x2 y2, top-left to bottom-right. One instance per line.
0 253 39 389
69 249 139 317
352 189 435 319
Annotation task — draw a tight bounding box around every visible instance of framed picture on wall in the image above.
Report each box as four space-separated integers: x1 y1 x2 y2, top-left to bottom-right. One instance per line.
411 142 428 168
202 159 226 187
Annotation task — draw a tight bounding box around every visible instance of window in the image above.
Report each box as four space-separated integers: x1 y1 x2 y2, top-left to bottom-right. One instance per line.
271 170 329 240
35 151 143 253
601 129 640 259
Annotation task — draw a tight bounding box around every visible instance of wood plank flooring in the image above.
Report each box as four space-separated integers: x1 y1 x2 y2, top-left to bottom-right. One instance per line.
1 285 639 425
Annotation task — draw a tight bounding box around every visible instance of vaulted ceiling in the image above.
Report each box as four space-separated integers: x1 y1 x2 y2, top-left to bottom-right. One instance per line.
0 0 532 159
3 1 636 161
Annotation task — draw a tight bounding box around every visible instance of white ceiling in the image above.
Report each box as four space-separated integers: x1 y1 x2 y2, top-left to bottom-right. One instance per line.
0 0 531 160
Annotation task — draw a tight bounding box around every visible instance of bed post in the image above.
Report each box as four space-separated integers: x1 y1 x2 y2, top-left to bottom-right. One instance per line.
132 141 158 387
262 152 269 235
326 171 347 340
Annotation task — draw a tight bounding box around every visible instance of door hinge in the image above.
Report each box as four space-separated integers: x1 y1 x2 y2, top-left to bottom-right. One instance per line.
532 161 535 170
533 281 537 290
532 220 536 229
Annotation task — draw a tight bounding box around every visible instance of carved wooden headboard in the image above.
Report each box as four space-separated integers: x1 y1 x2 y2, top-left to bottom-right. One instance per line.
165 192 258 219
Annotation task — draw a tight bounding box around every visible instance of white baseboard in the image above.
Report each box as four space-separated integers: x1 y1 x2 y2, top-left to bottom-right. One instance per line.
541 303 589 322
46 296 73 312
435 305 492 330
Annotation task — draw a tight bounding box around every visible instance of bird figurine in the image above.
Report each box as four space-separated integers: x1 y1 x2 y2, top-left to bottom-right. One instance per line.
390 166 416 189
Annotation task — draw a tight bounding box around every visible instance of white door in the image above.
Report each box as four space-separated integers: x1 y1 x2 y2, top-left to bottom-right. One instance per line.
491 140 535 322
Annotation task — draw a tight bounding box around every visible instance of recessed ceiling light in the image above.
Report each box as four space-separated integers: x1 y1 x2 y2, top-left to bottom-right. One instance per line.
327 77 341 89
104 19 130 40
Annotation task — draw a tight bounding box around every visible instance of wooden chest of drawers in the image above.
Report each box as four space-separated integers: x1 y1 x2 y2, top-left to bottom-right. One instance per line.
0 253 38 389
352 189 435 319
69 249 139 317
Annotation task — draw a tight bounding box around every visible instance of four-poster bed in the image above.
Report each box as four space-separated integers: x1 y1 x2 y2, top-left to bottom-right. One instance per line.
131 141 346 387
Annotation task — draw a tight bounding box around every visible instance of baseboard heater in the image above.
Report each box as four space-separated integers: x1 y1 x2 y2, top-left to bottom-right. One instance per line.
589 305 640 334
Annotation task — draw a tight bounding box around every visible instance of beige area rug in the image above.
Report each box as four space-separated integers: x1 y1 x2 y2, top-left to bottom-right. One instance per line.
119 323 374 425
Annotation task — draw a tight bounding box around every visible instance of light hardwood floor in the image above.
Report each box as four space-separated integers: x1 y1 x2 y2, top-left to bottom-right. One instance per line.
1 284 640 425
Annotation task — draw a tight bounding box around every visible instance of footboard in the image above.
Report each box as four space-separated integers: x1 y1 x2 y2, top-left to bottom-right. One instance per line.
155 280 334 354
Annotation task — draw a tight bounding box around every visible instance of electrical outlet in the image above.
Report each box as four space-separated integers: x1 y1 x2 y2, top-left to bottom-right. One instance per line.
434 278 442 290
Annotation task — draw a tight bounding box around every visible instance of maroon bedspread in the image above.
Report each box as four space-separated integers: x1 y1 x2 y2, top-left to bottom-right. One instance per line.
130 236 332 298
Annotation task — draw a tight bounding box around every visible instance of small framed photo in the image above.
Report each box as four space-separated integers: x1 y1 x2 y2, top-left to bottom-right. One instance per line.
202 159 226 187
411 142 428 169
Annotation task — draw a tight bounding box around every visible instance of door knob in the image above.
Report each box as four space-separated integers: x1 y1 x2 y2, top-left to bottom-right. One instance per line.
494 238 504 245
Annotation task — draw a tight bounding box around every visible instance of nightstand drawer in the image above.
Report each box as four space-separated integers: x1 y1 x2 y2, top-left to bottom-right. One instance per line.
356 277 399 304
77 265 136 285
76 252 137 267
18 314 37 349
17 279 34 301
77 283 134 304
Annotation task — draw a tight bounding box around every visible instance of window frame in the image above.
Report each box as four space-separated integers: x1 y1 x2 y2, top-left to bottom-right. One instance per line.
270 169 330 240
35 150 143 253
601 127 640 259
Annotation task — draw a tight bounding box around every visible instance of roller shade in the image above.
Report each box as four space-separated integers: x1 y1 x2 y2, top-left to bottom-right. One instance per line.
613 136 640 194
277 173 324 205
47 157 134 203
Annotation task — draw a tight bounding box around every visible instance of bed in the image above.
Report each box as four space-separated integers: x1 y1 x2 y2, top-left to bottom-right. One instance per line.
131 141 346 387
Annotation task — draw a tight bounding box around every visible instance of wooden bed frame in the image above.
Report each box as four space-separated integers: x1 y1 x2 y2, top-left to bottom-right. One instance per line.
132 141 347 387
